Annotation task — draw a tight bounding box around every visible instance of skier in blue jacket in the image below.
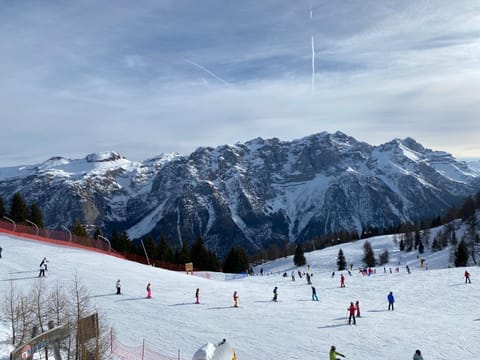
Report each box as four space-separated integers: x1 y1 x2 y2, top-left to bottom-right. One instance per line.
387 291 395 310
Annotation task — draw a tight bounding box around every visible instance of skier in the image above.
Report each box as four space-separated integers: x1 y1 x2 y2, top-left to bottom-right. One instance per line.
340 274 345 288
311 286 319 301
406 265 411 274
413 349 424 360
38 262 46 277
331 271 335 278
387 291 395 311
306 272 311 285
40 257 48 271
347 302 356 325
146 283 152 298
195 288 200 304
355 300 360 317
116 279 121 295
465 270 471 284
291 271 295 281
0 245 2 258
233 291 238 307
329 345 345 360
272 286 278 302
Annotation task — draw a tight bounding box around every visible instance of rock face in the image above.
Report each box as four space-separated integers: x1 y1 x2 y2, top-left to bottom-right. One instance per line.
0 133 478 256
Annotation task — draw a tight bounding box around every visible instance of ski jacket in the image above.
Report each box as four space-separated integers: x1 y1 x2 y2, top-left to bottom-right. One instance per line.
413 353 424 360
387 293 395 303
465 271 470 278
329 350 344 360
348 304 356 315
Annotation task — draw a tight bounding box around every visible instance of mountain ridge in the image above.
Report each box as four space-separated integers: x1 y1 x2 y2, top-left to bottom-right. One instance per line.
0 131 479 256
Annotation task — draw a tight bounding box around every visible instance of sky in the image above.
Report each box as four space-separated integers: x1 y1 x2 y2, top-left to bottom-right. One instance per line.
0 230 478 359
1 0 480 166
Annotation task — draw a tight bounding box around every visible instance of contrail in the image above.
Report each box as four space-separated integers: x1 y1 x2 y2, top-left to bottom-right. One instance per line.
311 36 315 92
185 59 230 86
309 1 315 92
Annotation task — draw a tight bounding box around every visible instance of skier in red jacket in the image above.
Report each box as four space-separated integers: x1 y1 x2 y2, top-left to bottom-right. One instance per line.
465 270 471 284
355 300 361 317
340 274 345 288
347 302 356 325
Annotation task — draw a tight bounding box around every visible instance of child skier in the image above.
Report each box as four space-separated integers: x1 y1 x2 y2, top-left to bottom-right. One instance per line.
195 288 200 304
465 270 471 283
347 302 356 325
233 291 238 307
272 286 278 301
340 274 345 287
146 283 152 298
355 300 360 317
311 286 319 301
329 345 345 360
116 279 121 295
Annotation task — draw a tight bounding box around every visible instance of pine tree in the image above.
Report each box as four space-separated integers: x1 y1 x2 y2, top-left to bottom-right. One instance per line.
336 248 347 271
158 235 174 262
223 246 249 273
362 240 376 267
93 227 102 240
28 203 44 228
454 239 469 267
378 249 389 265
9 192 28 223
71 219 88 238
293 244 306 267
190 237 219 271
0 195 5 218
418 241 424 254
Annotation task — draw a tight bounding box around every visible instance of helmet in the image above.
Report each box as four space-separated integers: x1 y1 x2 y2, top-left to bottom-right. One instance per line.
331 346 336 351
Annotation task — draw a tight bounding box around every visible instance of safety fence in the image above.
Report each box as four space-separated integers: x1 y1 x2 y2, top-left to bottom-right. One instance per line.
110 329 181 360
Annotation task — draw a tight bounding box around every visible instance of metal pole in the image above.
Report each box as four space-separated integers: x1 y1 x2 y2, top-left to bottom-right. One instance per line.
140 239 151 266
26 219 39 236
3 216 16 232
61 225 72 242
97 235 111 252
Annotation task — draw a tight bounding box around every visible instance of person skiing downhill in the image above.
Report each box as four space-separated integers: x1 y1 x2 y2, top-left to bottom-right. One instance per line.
340 274 345 287
464 270 471 283
233 291 239 307
413 349 424 360
329 345 345 360
146 283 152 298
387 291 395 310
116 279 121 295
38 262 46 277
195 288 200 304
311 286 319 301
347 302 356 325
355 300 360 317
272 286 278 301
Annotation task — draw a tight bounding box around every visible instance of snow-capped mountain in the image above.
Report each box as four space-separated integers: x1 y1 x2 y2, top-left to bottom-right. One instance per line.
0 132 479 256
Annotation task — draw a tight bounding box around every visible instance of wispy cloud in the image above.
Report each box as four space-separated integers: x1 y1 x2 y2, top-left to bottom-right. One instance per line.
0 0 479 166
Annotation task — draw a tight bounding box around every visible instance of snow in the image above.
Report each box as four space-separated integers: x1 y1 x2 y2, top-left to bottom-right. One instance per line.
0 232 478 360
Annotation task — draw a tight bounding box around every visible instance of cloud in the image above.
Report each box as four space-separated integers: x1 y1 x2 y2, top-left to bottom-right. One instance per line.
0 0 479 166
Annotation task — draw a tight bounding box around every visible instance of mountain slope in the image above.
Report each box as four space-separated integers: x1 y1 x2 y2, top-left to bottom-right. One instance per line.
0 231 478 360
